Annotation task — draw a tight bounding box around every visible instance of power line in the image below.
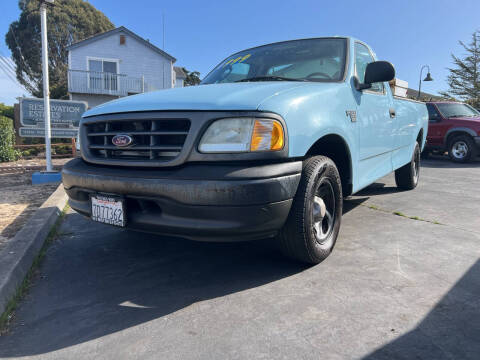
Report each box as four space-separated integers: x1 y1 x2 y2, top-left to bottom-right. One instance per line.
0 57 17 80
0 56 28 93
0 54 17 74
0 60 21 87
9 24 35 76
0 57 17 81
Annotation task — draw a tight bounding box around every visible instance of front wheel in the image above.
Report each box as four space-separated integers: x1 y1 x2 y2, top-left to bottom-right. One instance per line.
395 142 420 190
448 135 476 163
278 156 342 264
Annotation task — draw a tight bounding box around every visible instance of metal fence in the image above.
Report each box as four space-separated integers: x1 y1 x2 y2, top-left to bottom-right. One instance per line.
68 70 155 96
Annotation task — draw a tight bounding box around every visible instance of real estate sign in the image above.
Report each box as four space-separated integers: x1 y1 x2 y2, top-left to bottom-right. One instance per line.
20 97 87 126
19 97 87 138
19 127 78 138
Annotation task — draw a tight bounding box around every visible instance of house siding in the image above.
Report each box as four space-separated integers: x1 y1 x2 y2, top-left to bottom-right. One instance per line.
70 93 118 109
69 29 173 92
175 78 184 88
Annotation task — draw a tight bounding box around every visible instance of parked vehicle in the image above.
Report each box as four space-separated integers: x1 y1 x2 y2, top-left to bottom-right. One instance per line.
62 37 428 264
425 101 480 162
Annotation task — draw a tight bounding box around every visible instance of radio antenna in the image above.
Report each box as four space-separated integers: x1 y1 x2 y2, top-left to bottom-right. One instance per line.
162 12 165 49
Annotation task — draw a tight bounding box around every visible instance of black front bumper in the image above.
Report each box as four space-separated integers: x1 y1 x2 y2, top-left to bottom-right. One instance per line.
62 158 302 241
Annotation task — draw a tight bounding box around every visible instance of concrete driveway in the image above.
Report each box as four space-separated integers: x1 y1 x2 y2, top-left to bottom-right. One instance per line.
0 157 479 359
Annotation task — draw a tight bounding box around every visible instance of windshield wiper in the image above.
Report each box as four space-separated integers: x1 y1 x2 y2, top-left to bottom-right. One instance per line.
235 76 308 83
448 114 469 118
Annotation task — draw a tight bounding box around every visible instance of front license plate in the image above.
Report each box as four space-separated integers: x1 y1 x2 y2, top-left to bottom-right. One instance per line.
91 195 125 227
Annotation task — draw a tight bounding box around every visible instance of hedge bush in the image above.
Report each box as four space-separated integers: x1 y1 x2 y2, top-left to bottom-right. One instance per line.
0 116 19 162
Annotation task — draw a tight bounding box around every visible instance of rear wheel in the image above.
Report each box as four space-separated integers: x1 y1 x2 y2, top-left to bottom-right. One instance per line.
448 134 476 163
395 142 420 190
278 156 342 264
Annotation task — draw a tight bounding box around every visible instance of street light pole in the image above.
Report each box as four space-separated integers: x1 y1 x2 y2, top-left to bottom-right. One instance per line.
40 0 54 172
418 65 433 100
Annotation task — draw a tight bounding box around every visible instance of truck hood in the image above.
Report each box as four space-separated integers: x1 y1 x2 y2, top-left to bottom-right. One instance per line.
83 82 310 117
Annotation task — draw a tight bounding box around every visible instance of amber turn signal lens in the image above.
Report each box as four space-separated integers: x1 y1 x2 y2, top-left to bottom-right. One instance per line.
250 119 284 151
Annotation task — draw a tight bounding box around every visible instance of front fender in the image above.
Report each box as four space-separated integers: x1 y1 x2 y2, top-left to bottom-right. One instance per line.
445 127 478 144
258 82 358 172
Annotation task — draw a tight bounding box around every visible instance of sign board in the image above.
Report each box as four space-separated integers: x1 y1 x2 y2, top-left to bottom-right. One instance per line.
20 97 87 127
19 127 78 138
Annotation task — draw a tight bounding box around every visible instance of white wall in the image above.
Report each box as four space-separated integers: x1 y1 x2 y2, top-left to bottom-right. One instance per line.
175 78 185 88
71 93 118 109
69 30 173 91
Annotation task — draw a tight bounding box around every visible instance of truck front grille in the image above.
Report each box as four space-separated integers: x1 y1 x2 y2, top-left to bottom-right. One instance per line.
85 118 191 162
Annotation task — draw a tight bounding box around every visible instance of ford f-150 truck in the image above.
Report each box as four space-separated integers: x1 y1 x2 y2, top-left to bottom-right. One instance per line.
425 101 480 162
62 37 428 264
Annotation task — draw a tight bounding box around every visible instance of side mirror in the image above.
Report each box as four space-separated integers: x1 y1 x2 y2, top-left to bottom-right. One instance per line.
356 61 395 90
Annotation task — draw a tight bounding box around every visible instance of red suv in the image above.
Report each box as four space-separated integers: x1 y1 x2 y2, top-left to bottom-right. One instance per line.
425 101 480 162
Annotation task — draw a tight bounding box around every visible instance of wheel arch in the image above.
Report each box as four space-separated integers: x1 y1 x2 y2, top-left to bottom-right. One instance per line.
417 128 424 148
305 134 353 196
445 127 476 146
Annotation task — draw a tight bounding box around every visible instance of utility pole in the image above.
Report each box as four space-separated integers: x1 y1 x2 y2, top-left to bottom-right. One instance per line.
40 0 54 172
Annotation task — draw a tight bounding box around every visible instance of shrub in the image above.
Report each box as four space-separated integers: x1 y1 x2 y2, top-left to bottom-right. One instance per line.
55 145 72 155
0 116 19 162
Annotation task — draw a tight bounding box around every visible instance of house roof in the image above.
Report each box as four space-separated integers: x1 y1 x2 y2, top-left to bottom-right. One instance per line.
174 66 187 79
406 88 443 101
66 26 176 62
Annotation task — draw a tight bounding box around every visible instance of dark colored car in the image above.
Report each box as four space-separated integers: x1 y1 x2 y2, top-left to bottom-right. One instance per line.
425 101 480 162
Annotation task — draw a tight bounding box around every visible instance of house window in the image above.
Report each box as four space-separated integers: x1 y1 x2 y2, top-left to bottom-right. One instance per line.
120 35 126 45
88 59 118 91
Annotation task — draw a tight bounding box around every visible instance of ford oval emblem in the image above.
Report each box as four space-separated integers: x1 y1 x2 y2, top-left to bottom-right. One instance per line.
112 134 133 147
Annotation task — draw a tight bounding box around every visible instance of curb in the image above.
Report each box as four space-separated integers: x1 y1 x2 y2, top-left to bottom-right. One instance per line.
0 184 68 316
0 165 63 174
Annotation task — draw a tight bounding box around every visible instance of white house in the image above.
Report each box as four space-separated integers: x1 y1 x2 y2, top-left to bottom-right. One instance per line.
173 67 187 88
67 26 184 108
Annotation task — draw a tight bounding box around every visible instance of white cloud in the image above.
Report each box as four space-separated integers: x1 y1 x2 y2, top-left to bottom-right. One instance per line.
0 57 29 105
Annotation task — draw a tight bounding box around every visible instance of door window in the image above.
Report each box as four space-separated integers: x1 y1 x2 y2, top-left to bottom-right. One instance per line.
355 43 384 93
426 104 441 121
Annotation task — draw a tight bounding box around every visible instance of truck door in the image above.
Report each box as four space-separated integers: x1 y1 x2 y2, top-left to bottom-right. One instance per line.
425 103 444 147
354 42 394 185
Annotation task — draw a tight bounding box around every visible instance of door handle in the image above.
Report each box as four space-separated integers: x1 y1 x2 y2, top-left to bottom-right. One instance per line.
389 108 396 118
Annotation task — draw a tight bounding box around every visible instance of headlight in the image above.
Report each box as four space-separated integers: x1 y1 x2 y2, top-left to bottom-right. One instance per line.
199 118 284 153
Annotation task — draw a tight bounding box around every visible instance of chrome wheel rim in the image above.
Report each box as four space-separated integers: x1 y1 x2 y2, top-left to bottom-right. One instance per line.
452 141 468 159
312 180 335 245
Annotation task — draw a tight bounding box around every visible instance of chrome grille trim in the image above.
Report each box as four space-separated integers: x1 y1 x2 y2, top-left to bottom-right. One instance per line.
84 117 190 163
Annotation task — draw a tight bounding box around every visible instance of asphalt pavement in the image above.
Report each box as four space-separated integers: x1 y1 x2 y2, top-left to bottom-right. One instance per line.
0 156 479 360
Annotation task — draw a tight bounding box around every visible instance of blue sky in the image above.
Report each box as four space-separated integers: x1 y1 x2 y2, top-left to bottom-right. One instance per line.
1 0 479 105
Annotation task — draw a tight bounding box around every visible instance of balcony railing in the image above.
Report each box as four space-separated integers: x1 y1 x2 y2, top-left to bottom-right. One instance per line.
68 70 155 96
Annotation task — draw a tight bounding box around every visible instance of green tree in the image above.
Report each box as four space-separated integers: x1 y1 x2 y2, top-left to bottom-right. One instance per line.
182 67 201 86
0 103 14 120
6 0 114 99
0 116 19 162
440 31 480 108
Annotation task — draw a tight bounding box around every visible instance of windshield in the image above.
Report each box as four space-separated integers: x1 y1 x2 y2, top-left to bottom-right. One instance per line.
436 103 480 118
201 38 347 84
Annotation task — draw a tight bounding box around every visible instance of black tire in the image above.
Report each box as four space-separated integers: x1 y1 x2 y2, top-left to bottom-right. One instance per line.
278 156 342 264
448 134 477 163
395 142 420 190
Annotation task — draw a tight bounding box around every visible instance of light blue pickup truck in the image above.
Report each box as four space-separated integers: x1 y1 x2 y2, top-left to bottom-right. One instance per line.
62 37 428 263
